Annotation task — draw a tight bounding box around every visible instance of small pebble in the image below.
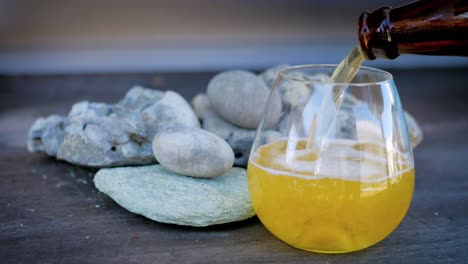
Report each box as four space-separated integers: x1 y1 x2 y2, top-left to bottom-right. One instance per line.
56 182 66 188
68 170 76 178
27 115 68 156
76 178 88 184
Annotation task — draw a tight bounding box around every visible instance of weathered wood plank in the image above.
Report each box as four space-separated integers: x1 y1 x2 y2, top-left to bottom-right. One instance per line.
0 69 467 263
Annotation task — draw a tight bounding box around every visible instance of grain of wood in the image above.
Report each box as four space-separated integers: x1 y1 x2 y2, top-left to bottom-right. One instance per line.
0 69 467 263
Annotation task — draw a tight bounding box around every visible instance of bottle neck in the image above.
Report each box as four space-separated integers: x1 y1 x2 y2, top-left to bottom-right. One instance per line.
358 0 468 60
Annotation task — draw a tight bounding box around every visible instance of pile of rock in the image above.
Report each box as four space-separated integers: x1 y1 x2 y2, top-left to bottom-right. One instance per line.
28 86 200 167
193 66 424 166
27 65 424 227
28 85 254 226
192 70 283 166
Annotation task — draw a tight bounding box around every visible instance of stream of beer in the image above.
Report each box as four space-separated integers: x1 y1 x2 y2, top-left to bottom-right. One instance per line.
306 45 366 153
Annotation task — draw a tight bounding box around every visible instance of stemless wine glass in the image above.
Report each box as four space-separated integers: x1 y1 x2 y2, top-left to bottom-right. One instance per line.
247 65 414 253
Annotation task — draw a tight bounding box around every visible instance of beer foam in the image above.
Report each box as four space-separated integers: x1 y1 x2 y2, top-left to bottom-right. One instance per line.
250 138 412 182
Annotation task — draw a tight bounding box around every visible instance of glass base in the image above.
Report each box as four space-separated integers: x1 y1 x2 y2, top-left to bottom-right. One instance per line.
275 231 381 254
291 244 372 254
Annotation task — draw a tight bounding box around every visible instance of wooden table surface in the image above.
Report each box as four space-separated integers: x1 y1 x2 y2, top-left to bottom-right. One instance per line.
1 69 467 264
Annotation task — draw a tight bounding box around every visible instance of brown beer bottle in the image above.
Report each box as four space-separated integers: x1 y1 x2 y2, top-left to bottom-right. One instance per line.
358 0 468 60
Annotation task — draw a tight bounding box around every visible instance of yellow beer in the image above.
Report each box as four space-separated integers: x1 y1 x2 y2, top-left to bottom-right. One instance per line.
247 139 414 253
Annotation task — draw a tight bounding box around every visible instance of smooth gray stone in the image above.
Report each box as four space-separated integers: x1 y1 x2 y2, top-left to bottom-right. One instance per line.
207 70 281 129
29 86 200 167
191 93 211 119
27 115 68 156
94 165 255 227
152 126 234 178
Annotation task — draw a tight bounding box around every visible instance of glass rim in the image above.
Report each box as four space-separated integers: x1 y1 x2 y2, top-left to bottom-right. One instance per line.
279 64 394 86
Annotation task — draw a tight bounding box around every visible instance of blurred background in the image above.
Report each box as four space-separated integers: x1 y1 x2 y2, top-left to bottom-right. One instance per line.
1 0 467 74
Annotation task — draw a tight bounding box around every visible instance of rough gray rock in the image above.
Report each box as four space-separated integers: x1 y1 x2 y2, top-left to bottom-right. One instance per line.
280 79 311 107
140 90 200 131
152 126 234 178
324 96 424 148
191 93 211 119
204 93 424 166
202 112 256 166
117 86 165 111
27 115 68 156
259 67 424 148
202 112 280 167
28 86 200 167
261 66 335 107
94 165 255 227
404 111 424 148
334 94 360 139
207 70 282 129
259 64 290 88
